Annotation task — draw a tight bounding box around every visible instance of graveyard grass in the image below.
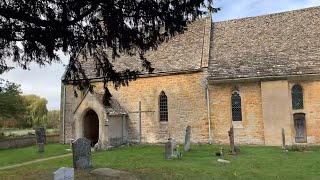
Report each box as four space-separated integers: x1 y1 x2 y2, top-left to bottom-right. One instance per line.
0 144 70 167
1 144 320 179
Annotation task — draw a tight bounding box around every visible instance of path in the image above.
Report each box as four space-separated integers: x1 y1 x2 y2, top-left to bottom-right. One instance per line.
0 153 72 170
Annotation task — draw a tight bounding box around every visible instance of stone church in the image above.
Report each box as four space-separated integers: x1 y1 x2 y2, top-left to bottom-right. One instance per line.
60 6 320 148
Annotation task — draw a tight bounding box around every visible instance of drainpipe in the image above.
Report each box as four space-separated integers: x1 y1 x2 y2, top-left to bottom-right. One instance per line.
206 81 212 144
62 84 66 144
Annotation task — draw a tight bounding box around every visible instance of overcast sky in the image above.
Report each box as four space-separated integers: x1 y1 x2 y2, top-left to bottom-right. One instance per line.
1 0 320 110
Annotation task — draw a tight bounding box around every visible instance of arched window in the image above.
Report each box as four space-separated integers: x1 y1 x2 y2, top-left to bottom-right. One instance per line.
231 91 242 121
292 84 303 110
159 91 168 122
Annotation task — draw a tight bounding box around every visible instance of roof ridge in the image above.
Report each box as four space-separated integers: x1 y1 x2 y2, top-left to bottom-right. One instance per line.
214 6 320 24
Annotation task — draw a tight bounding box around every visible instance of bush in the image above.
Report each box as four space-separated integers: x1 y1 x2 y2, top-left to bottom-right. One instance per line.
289 145 307 152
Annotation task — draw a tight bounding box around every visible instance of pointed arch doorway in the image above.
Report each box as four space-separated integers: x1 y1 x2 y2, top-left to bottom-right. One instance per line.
83 109 99 147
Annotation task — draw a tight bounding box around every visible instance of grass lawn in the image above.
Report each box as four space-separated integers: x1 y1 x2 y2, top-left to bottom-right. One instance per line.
0 144 70 167
1 144 320 179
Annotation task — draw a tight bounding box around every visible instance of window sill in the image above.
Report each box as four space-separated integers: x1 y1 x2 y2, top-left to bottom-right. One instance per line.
232 121 243 128
160 121 168 124
292 109 305 114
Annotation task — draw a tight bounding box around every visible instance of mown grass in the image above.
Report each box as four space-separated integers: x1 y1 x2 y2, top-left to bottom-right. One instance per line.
1 144 320 180
0 144 70 167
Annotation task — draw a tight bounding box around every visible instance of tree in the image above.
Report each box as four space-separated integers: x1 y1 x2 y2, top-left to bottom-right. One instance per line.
0 0 219 104
0 79 25 120
47 110 60 129
23 95 48 127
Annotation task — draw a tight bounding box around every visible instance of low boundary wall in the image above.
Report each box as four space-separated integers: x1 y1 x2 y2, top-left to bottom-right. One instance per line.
0 134 60 149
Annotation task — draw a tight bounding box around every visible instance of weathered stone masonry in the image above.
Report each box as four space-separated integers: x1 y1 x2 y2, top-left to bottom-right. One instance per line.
61 6 320 146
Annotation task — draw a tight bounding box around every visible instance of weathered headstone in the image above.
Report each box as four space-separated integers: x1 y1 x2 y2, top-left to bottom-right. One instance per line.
171 138 176 153
282 128 285 147
184 125 191 152
35 127 46 144
72 138 92 169
53 167 74 180
228 126 239 155
165 140 173 160
38 143 45 153
217 159 230 164
281 128 288 152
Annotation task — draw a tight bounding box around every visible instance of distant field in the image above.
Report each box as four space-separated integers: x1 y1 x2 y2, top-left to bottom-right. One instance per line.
1 129 59 137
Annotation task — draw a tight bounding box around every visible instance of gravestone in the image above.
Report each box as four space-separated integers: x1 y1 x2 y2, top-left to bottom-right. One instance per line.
184 125 191 152
281 128 288 152
53 167 74 180
38 143 45 153
171 138 176 153
35 127 46 144
217 159 230 164
72 138 92 169
165 140 173 160
228 126 239 155
282 128 285 147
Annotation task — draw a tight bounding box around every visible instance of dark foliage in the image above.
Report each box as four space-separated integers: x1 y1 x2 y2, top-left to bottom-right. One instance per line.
0 0 219 105
0 79 25 119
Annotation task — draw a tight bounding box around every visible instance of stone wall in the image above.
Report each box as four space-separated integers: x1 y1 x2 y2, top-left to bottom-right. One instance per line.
289 80 320 144
92 72 209 144
0 134 60 149
60 84 82 144
261 80 292 146
209 82 265 145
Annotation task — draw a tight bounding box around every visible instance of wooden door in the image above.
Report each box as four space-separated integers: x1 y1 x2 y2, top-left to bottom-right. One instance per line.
293 113 307 143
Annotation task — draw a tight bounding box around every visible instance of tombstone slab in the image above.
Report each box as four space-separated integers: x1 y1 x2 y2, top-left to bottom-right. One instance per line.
281 128 287 151
165 140 173 160
228 126 239 155
91 168 136 179
171 138 176 151
184 125 191 152
35 127 46 144
72 138 92 169
53 167 74 180
38 143 45 153
217 159 230 164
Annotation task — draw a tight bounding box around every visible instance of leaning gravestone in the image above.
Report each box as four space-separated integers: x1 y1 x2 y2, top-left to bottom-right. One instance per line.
53 167 74 180
228 126 239 155
72 138 92 169
171 138 176 152
35 127 46 144
38 143 45 153
184 125 191 152
282 128 286 149
165 140 173 160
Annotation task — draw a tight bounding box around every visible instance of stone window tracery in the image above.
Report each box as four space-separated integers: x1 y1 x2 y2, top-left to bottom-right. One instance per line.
159 91 168 122
292 84 304 110
231 91 242 121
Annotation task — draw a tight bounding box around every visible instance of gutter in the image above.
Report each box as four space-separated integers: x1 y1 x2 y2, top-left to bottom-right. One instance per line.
208 73 320 84
206 81 212 144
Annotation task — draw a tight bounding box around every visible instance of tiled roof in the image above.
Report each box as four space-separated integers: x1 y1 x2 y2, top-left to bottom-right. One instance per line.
208 6 320 80
78 18 208 79
94 93 127 116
